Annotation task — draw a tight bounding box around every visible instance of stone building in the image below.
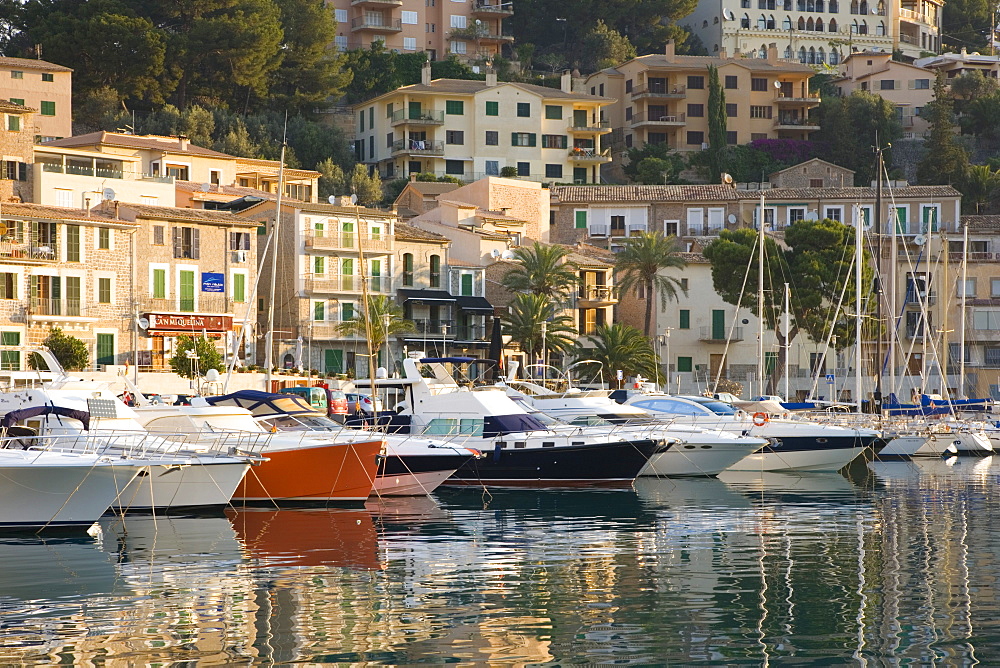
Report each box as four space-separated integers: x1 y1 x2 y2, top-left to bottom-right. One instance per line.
0 57 72 141
0 100 37 204
393 180 461 219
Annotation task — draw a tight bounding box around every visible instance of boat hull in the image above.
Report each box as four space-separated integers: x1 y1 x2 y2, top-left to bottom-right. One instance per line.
375 452 472 496
916 431 992 456
444 439 662 487
640 439 761 477
726 435 873 472
112 460 252 511
233 440 382 503
0 454 142 530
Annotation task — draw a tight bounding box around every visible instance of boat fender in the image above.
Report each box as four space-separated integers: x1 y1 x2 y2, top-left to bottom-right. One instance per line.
943 425 951 432
752 412 769 427
493 442 503 462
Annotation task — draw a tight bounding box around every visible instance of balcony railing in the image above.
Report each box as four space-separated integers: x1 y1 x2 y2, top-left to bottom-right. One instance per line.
630 112 685 125
350 16 403 31
0 237 59 262
351 0 403 5
568 147 612 161
699 326 744 342
390 109 445 125
29 298 87 317
410 318 454 335
631 84 686 99
392 139 445 156
949 252 995 262
578 286 618 306
38 162 174 183
449 26 514 41
305 230 392 252
568 120 612 133
472 0 514 15
304 274 394 294
775 91 821 103
140 295 237 314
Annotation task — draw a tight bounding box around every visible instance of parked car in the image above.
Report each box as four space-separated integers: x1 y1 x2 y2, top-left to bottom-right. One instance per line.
345 392 377 414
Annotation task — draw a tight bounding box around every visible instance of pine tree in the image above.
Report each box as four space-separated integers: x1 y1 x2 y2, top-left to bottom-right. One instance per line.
707 64 727 182
917 71 969 186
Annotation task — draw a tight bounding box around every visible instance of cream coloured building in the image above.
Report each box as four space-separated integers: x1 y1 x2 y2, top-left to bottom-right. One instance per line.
355 64 613 184
327 0 513 63
834 51 934 137
585 43 819 159
33 145 176 208
0 57 72 141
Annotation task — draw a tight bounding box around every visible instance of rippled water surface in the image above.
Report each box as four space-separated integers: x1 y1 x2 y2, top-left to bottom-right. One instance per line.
3 458 1000 664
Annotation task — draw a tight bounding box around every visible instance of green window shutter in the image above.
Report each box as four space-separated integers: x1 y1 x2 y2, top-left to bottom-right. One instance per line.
486 100 498 116
528 133 537 147
446 100 464 115
679 309 690 329
575 210 587 229
40 101 55 116
96 333 114 366
711 309 725 340
66 225 80 262
314 301 325 320
0 330 19 370
313 256 325 274
461 273 473 296
923 206 938 232
99 228 110 249
894 207 907 234
1 331 19 346
341 303 354 321
764 351 777 374
98 277 111 303
153 269 166 299
324 349 343 374
545 105 562 119
179 270 195 311
677 356 693 372
233 273 246 303
7 115 18 132
9 98 23 106
511 132 518 146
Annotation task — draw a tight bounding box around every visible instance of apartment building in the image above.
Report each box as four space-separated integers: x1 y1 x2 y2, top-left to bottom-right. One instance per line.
355 64 613 184
393 179 461 218
585 42 818 159
327 0 513 62
914 49 1000 79
43 132 319 205
0 57 72 141
681 0 938 63
0 100 36 204
33 144 175 208
835 51 934 137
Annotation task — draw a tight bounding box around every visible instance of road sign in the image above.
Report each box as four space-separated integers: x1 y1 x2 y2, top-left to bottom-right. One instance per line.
825 374 835 384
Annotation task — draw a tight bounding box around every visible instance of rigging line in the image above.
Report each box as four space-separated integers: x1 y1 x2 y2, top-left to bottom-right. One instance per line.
712 232 757 396
807 249 856 400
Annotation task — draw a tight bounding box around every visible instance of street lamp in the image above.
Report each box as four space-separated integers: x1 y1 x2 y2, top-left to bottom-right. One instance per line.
540 321 548 384
382 313 392 376
441 324 448 358
662 327 672 391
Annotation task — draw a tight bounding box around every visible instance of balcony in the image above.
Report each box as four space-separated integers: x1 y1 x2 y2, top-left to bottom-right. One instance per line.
391 138 444 157
351 0 402 5
774 117 820 131
774 92 821 105
304 274 394 294
140 296 236 314
449 26 514 43
307 321 346 339
26 299 100 325
568 147 612 162
567 121 612 135
949 252 996 262
350 16 402 32
699 326 744 342
471 0 514 17
305 230 392 252
630 84 686 101
899 7 933 24
0 237 58 264
629 112 685 128
578 286 617 308
391 109 445 127
409 318 454 335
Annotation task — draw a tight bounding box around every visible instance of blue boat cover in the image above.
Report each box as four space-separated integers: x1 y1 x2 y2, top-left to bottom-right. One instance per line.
202 390 319 417
1 405 91 430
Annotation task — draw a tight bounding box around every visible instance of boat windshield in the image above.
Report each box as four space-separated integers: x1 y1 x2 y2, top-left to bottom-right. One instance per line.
260 415 341 432
679 396 742 415
570 415 615 427
631 398 715 416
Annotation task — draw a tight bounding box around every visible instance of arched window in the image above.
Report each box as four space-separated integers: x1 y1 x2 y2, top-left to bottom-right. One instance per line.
877 0 885 13
807 0 815 10
798 16 806 29
760 43 769 57
829 0 838 11
816 17 824 30
859 0 868 12
850 0 859 13
829 17 838 30
851 19 858 32
767 14 776 28
817 47 826 63
785 45 793 58
783 16 792 29
876 20 885 35
830 49 840 64
807 17 815 30
859 19 868 33
817 0 825 11
799 46 807 62
808 46 816 63
742 13 751 27
758 14 767 28
402 253 414 286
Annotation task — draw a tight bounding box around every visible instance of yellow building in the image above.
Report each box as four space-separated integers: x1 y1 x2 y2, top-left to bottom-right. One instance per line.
0 57 72 141
586 42 818 159
355 64 613 184
835 51 934 138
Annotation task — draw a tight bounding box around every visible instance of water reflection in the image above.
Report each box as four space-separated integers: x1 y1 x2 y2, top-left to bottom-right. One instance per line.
2 462 1000 663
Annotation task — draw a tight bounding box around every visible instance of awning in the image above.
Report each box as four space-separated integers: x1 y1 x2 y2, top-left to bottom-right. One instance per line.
455 295 493 313
398 289 456 304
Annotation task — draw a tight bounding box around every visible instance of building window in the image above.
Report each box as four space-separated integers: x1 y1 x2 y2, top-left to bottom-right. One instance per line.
446 100 464 115
230 231 250 250
485 130 499 145
541 134 567 148
153 225 165 245
726 130 738 144
687 76 705 89
545 164 563 179
6 115 17 132
677 356 693 372
8 98 22 106
726 103 738 117
517 162 530 176
172 226 200 259
386 131 393 148
98 277 111 304
10 71 21 79
824 206 843 221
0 331 20 370
66 225 80 262
545 105 563 119
915 78 930 89
40 101 55 116
485 160 499 175
687 131 704 145
403 253 414 286
679 309 690 329
41 72 53 82
446 130 464 144
809 178 823 188
575 210 588 229
313 256 325 274
687 104 705 117
233 273 246 303
313 301 325 321
0 272 15 299
750 105 773 119
445 159 464 175
401 10 418 23
511 132 536 147
152 268 166 299
430 254 441 287
880 79 895 90
486 100 499 116
517 102 531 117
725 75 738 89
751 78 768 91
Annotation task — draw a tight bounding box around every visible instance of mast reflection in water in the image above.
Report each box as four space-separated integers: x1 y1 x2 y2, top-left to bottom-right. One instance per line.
1 459 1000 663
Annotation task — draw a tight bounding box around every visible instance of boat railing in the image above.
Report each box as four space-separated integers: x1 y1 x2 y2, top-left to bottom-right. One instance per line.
5 430 271 459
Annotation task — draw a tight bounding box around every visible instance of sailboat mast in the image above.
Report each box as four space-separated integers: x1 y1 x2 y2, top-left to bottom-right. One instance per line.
855 204 863 412
783 282 790 401
757 192 765 395
874 146 884 413
264 135 287 392
959 224 968 398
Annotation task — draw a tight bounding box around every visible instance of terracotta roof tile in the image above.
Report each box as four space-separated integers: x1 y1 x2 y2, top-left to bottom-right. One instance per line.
45 132 235 159
362 78 613 105
0 203 127 224
0 57 72 72
394 222 448 241
116 203 263 226
961 215 1000 230
553 184 961 203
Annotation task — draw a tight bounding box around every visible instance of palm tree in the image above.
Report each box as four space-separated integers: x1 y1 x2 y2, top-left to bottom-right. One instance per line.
963 164 1000 213
615 231 688 336
580 323 659 382
336 294 416 363
501 293 577 363
500 242 579 301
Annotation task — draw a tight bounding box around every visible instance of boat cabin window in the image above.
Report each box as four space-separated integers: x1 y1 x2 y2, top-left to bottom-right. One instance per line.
680 397 741 415
261 415 340 431
632 398 709 416
424 417 484 436
570 415 614 427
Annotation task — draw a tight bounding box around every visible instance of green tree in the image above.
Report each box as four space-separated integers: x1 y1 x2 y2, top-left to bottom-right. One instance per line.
706 64 727 182
269 0 351 112
614 232 688 337
169 335 225 379
501 293 577 361
316 158 346 198
962 164 1000 213
580 20 636 71
336 294 416 357
579 323 658 382
499 242 579 301
213 118 260 157
959 92 1000 139
703 219 872 393
31 328 89 371
349 163 383 206
342 43 401 104
814 90 901 185
917 71 969 186
623 143 686 184
941 0 994 51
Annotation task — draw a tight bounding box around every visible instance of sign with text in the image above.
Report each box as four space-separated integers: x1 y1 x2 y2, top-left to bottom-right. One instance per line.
145 313 233 333
201 273 225 292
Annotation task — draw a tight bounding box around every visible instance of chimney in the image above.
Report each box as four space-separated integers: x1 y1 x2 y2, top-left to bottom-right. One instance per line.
560 70 572 93
177 135 189 150
664 39 675 60
335 195 355 206
421 61 431 85
767 44 778 61
719 48 728 59
486 69 498 87
113 200 120 220
409 172 418 182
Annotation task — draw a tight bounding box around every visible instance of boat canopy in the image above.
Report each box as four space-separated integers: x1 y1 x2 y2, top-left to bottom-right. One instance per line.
0 405 91 430
202 390 323 418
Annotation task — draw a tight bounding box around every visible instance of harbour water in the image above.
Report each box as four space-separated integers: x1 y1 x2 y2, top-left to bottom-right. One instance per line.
3 458 1000 664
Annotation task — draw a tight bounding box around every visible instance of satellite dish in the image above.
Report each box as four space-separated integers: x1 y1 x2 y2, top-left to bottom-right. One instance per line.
204 368 220 382
475 18 482 25
328 195 337 204
501 250 515 260
350 193 358 205
102 188 116 200
725 9 735 19
871 7 878 13
491 248 501 258
913 234 927 246
727 214 737 224
200 183 210 193
137 317 149 330
721 172 733 185
0 223 7 236
774 80 783 89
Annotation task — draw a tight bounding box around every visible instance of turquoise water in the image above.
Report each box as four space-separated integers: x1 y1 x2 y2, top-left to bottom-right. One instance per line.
2 458 1000 664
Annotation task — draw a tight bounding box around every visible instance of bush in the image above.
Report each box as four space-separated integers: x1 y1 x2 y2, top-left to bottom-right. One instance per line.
500 166 518 177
